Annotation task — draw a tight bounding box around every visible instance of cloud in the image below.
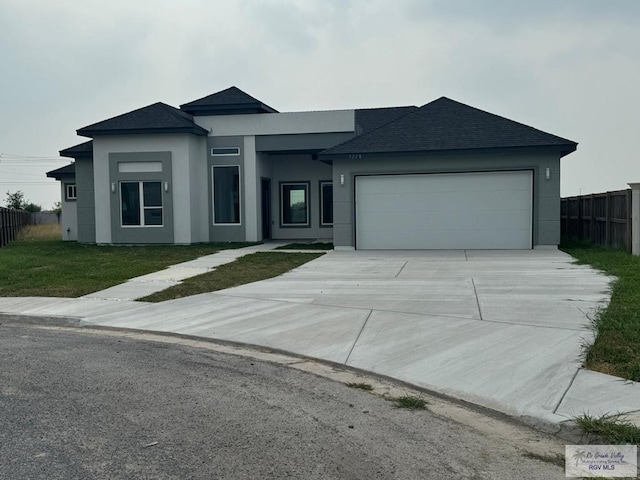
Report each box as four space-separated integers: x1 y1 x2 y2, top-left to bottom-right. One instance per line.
1 0 639 208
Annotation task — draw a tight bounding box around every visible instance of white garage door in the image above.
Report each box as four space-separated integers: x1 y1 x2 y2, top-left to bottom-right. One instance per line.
355 171 533 250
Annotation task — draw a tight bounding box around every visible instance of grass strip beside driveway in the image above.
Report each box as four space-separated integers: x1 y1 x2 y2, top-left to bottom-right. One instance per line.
561 243 640 382
140 252 323 302
0 238 250 298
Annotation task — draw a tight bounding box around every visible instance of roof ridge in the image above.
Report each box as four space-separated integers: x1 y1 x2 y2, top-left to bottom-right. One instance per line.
157 101 196 122
320 96 577 157
425 97 576 144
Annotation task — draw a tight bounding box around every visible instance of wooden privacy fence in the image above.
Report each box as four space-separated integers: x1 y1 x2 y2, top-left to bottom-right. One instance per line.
0 207 30 248
561 189 632 251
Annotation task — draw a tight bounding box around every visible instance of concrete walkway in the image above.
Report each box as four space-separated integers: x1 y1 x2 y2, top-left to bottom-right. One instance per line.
80 242 290 301
2 246 639 432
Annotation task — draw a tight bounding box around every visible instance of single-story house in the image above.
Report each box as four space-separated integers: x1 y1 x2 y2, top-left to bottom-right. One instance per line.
47 86 576 250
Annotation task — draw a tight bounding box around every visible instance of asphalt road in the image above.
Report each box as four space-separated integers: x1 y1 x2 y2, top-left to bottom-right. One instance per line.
0 324 565 479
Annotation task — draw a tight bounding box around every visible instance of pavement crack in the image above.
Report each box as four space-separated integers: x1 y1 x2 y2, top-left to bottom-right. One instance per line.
553 368 581 414
344 310 373 365
471 278 483 321
394 261 408 278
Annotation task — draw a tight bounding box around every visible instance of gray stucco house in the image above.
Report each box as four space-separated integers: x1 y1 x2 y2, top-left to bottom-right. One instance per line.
47 86 576 250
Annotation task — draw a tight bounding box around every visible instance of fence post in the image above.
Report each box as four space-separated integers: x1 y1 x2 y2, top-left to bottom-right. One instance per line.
629 183 640 256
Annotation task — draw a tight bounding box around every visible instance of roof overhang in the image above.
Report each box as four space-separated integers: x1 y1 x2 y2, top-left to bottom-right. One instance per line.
77 126 208 138
319 143 578 161
46 163 75 180
180 103 278 116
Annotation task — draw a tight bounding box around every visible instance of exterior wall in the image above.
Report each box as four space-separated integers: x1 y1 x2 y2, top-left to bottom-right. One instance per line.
75 157 96 243
92 134 201 244
60 183 77 241
189 135 209 243
269 154 333 240
255 133 354 152
207 136 246 242
195 110 355 137
332 149 561 249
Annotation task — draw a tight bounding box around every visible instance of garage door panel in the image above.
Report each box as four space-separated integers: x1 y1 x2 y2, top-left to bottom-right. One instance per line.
355 171 532 250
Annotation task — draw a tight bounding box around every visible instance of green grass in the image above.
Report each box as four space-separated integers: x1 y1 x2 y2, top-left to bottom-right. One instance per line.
275 242 333 250
140 252 323 302
0 229 252 297
392 396 428 410
574 413 640 444
561 241 640 381
346 382 374 391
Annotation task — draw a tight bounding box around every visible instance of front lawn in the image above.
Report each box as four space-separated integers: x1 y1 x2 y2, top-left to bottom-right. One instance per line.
561 242 640 382
140 252 323 302
0 228 251 297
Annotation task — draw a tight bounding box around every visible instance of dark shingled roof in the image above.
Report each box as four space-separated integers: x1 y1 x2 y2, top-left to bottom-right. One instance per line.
180 86 278 116
77 103 208 137
321 97 577 157
355 106 418 135
60 140 93 158
47 163 75 180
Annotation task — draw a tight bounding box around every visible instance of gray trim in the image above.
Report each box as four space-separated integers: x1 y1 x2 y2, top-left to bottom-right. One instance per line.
75 157 96 243
256 133 355 153
332 150 560 249
208 136 246 242
279 181 311 228
109 152 173 244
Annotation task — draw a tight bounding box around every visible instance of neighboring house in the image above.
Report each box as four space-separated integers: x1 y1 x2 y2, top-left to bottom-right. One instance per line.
46 162 78 240
47 86 576 249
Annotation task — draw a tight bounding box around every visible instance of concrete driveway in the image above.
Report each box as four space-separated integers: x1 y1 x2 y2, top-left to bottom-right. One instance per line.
3 247 640 428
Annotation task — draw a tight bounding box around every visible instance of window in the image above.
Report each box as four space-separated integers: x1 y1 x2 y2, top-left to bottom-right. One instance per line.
65 184 77 201
211 147 240 156
320 181 333 226
212 165 241 224
281 183 309 226
120 181 163 227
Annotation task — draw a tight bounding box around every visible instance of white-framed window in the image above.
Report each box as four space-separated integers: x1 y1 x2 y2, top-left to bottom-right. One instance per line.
120 181 163 227
281 182 310 227
211 147 240 156
65 184 77 201
212 165 241 225
320 181 333 226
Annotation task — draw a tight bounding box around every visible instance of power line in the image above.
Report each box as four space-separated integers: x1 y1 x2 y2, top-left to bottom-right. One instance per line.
0 152 64 159
0 181 56 185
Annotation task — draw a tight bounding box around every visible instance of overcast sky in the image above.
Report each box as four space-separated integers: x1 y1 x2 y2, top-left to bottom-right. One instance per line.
1 0 639 209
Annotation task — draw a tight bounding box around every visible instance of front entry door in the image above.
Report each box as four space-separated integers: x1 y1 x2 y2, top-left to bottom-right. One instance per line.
261 178 271 240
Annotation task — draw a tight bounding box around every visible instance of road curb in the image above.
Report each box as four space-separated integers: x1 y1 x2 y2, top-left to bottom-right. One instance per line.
1 313 587 446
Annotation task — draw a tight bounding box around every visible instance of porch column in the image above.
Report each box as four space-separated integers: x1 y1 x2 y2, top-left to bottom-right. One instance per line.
628 183 640 256
244 136 258 242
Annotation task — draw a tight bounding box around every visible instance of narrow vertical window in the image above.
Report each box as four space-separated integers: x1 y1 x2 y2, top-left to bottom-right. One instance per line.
212 165 241 224
281 183 309 226
320 181 333 226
